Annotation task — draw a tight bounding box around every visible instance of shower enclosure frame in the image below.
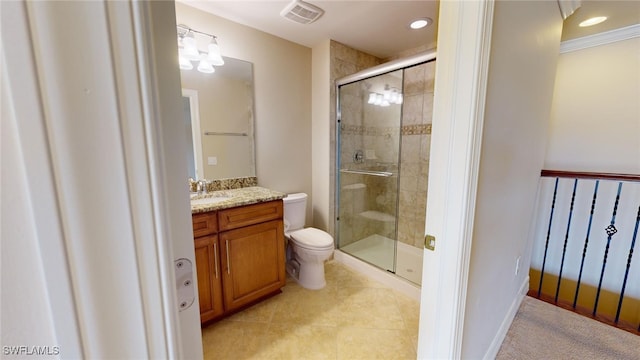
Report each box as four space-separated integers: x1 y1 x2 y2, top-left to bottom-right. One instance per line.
335 50 437 277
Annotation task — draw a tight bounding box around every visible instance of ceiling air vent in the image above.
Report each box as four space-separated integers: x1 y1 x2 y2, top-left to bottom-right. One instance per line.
280 0 324 25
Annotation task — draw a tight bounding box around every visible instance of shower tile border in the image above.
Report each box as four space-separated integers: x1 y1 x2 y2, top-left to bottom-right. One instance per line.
402 124 432 135
340 124 431 136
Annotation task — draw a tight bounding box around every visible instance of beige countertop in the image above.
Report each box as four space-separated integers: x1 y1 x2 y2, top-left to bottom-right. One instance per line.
190 186 286 214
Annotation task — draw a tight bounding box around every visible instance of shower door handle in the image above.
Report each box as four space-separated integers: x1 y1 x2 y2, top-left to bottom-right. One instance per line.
340 169 393 177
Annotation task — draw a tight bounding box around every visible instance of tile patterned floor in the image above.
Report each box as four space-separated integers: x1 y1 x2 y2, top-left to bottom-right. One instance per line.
202 261 420 360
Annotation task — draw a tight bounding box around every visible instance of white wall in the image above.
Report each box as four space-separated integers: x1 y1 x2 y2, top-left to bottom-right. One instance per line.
181 72 254 179
462 1 563 357
1 57 59 358
311 40 332 230
545 37 640 174
175 3 313 222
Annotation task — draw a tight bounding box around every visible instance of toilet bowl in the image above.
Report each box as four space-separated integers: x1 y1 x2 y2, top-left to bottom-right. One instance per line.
283 193 334 290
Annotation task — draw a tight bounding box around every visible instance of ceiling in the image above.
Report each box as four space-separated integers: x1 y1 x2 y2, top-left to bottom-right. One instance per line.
181 0 639 59
181 0 439 59
562 1 640 41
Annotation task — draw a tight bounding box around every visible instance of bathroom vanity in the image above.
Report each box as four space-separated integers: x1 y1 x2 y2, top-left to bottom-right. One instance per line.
191 187 286 324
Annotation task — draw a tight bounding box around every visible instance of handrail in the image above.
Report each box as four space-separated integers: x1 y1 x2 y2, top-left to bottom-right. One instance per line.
340 169 394 177
541 170 640 182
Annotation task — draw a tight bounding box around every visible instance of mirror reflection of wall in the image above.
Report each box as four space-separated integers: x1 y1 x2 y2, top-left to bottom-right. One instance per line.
182 96 196 179
180 56 256 180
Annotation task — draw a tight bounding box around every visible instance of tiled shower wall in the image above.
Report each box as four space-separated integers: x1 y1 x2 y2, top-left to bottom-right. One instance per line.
329 41 383 236
398 61 435 249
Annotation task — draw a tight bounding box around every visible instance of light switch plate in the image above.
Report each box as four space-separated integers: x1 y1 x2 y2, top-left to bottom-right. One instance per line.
208 156 217 165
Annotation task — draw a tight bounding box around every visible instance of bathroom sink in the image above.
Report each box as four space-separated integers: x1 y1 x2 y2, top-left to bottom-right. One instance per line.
190 195 233 206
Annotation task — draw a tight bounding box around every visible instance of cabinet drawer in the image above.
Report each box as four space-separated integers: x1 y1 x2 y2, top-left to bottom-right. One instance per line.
192 211 218 238
218 200 283 232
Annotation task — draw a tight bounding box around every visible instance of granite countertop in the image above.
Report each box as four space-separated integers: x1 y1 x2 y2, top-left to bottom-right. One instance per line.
190 186 286 214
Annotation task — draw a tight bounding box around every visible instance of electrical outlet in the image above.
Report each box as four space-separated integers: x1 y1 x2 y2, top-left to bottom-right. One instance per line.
515 256 521 276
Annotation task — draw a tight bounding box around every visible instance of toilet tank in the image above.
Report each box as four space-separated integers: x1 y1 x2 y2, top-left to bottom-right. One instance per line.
283 193 307 232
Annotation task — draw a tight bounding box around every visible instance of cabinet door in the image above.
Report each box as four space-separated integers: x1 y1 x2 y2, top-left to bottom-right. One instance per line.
194 235 224 323
219 219 285 311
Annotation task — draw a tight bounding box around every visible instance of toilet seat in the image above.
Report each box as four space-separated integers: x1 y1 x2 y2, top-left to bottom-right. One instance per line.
289 228 334 250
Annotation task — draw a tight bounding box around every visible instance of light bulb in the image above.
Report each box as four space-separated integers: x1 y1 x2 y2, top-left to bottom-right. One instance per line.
381 100 390 107
374 94 384 106
368 93 377 104
383 84 391 101
395 93 403 105
179 52 193 70
207 37 225 66
579 16 607 27
390 89 398 103
197 59 215 74
410 18 432 29
182 32 200 61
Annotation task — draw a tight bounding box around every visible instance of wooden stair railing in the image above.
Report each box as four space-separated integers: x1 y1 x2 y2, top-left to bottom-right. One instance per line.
530 170 640 335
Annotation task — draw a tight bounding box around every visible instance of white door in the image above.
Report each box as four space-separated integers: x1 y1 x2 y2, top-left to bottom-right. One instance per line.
417 1 495 358
2 1 202 358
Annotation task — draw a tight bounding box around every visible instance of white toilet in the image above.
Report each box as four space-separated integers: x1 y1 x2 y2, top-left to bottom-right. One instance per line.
283 193 334 290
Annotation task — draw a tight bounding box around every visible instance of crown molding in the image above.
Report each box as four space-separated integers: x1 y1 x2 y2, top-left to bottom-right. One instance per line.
560 24 640 53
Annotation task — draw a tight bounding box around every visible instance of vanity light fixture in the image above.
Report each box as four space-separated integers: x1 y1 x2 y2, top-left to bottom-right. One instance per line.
579 16 607 27
179 55 193 70
368 85 403 107
177 24 225 74
410 17 432 30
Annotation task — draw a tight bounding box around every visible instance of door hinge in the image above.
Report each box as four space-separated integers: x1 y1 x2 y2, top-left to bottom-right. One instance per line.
175 258 195 311
425 235 436 251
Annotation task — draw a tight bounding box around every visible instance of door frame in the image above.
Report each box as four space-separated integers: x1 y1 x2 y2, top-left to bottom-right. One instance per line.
417 1 495 358
2 1 201 358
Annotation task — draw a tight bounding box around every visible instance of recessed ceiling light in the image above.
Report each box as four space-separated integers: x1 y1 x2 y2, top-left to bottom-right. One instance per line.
579 16 607 27
410 18 432 30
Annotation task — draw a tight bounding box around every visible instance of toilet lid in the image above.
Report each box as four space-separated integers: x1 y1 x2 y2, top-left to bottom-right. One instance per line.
290 228 334 249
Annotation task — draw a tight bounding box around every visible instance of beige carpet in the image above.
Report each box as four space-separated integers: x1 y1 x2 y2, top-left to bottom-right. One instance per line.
497 296 640 359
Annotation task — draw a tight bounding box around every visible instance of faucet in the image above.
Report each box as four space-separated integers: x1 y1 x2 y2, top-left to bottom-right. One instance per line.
196 179 207 195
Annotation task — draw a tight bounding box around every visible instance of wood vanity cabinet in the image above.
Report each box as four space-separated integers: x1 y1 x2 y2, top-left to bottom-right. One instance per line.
192 212 224 323
192 200 285 324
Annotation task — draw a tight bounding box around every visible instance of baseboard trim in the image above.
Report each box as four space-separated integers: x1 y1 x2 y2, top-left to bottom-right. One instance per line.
483 276 529 360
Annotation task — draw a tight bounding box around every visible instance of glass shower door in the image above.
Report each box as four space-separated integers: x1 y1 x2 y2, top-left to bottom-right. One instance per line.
336 69 403 272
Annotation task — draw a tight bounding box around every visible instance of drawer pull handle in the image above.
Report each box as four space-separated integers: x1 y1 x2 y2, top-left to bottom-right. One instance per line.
226 240 231 275
213 242 219 279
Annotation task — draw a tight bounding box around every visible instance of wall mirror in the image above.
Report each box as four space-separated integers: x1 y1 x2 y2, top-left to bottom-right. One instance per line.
181 56 256 180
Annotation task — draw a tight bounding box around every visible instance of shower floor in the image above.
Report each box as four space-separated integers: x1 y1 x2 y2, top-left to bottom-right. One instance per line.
340 234 423 285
